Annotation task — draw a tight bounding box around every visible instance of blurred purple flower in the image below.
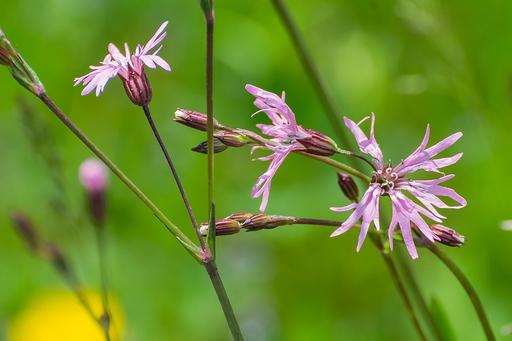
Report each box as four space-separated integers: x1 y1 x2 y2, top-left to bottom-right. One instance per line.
246 84 337 212
331 113 466 259
79 159 108 194
74 21 171 97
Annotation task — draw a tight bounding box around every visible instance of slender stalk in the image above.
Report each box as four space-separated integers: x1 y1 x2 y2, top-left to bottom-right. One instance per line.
57 264 110 340
370 235 428 341
142 105 205 249
200 3 244 340
204 260 244 340
298 152 371 183
205 6 215 218
269 0 353 153
396 250 443 341
95 224 112 341
428 244 496 341
37 92 202 259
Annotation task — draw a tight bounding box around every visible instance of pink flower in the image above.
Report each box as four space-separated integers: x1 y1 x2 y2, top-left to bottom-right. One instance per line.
79 159 108 194
246 84 338 212
74 21 171 104
331 113 466 259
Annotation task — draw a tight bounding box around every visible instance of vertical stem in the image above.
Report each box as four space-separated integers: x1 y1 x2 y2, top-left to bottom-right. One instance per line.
396 250 443 341
370 235 427 341
37 93 202 258
95 225 112 341
269 0 353 152
428 245 495 341
205 3 215 218
142 105 206 249
204 261 244 341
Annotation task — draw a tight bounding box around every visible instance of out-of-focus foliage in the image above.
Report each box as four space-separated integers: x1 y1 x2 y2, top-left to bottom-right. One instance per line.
0 0 511 340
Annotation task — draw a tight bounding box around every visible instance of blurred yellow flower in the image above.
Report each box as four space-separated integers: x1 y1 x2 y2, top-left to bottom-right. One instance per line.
8 289 124 341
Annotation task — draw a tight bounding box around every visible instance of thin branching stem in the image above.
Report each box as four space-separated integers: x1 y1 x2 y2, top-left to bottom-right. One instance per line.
142 105 206 249
370 235 428 341
37 92 202 259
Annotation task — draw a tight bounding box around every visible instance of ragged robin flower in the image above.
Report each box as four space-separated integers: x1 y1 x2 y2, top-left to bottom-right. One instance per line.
246 84 339 211
331 113 466 259
74 21 171 106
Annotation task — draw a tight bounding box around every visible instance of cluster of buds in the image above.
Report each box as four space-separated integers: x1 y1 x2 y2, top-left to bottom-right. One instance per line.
175 109 251 154
174 108 338 157
11 213 73 276
200 212 297 236
0 28 45 96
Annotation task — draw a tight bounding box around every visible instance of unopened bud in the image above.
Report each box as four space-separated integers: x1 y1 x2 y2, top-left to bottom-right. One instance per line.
337 173 359 202
174 109 219 131
11 213 40 252
214 130 249 147
79 159 108 227
45 243 71 275
242 214 295 231
225 212 253 223
431 225 465 247
200 219 242 236
192 138 228 154
120 69 152 106
0 28 45 96
298 129 338 156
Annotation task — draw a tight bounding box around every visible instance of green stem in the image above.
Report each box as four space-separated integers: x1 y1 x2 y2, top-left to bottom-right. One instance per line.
396 250 443 341
142 105 205 249
427 244 495 341
204 260 244 341
298 152 371 183
37 92 202 259
95 224 112 341
269 0 353 152
205 3 215 219
370 235 428 341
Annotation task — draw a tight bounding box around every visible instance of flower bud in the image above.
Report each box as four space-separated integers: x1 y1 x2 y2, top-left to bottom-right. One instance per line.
11 213 40 253
431 224 465 247
0 28 45 96
200 219 242 236
337 173 359 202
298 129 338 156
192 138 228 154
79 159 108 227
174 109 219 131
214 130 249 147
120 69 152 106
242 214 295 231
225 212 253 223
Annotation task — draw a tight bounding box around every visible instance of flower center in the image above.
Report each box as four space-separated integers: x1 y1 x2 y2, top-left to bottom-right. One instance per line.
371 165 400 195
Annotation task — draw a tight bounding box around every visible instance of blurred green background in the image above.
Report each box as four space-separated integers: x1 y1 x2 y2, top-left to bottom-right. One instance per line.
1 0 511 340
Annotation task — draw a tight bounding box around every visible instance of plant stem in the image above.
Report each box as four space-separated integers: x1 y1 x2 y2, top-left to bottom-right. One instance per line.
204 260 244 341
142 105 205 249
269 0 353 153
205 6 215 219
370 235 428 341
396 250 443 341
95 224 112 341
298 152 371 182
427 244 495 341
37 92 202 259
